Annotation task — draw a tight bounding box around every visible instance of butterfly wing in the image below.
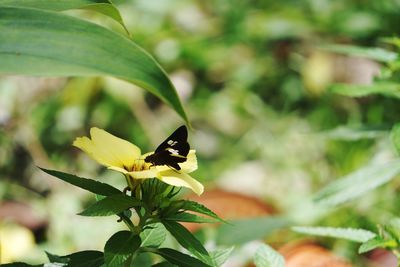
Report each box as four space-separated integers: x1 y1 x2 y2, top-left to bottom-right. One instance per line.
145 126 190 170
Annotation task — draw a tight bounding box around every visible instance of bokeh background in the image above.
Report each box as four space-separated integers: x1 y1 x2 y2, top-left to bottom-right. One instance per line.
1 0 400 266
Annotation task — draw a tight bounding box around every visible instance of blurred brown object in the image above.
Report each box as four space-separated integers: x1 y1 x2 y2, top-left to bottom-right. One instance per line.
367 248 397 267
0 201 48 242
279 241 353 267
183 189 276 232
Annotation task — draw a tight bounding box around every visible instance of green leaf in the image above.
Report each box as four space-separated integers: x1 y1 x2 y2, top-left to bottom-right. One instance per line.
292 226 376 243
254 244 285 267
104 231 141 267
181 200 226 223
0 7 188 123
210 247 234 267
330 83 400 99
47 250 104 267
140 223 167 248
162 220 212 265
320 44 398 62
151 248 211 267
358 236 396 254
78 194 141 216
39 168 121 196
385 217 400 242
0 0 128 33
313 160 400 207
216 216 289 246
130 252 153 267
391 123 400 155
164 212 220 223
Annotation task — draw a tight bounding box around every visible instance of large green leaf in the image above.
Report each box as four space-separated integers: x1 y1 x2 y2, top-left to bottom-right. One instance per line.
0 0 127 33
216 216 289 246
292 226 376 243
313 160 400 207
39 167 121 196
162 220 212 265
254 244 285 267
140 223 167 248
151 248 211 267
104 231 141 267
78 194 141 216
0 7 188 123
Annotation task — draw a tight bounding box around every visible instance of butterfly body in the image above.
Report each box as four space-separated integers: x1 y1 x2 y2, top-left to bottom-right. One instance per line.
144 126 190 170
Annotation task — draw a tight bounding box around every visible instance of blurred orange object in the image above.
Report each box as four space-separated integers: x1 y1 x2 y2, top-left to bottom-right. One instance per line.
279 241 353 267
183 189 276 232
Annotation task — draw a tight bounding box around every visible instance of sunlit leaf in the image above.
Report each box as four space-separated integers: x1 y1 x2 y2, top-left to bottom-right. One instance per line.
313 160 400 207
210 247 234 267
254 244 285 267
358 236 396 254
0 7 188 123
140 223 167 248
104 231 141 267
164 212 220 224
292 226 376 243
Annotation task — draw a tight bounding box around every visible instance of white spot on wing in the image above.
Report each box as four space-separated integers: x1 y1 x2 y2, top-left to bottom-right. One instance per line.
168 148 179 155
167 140 178 146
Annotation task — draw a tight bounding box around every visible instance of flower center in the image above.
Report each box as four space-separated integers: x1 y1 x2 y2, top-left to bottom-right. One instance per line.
125 159 151 172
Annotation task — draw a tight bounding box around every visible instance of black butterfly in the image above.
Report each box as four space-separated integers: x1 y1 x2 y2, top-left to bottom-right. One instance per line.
144 126 190 170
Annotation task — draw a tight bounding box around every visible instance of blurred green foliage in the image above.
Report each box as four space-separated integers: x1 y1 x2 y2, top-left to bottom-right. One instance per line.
1 0 400 265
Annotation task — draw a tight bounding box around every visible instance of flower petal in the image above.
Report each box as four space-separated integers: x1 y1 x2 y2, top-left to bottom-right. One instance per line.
158 170 204 195
73 127 141 169
128 169 158 179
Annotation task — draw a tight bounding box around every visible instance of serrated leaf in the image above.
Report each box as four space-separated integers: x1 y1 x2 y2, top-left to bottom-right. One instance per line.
40 168 121 195
313 160 400 207
46 250 104 267
330 83 400 99
216 216 289 246
78 194 141 216
358 236 397 253
0 0 128 33
254 244 285 267
320 44 398 62
104 231 141 267
162 220 212 265
292 226 376 243
152 248 211 267
0 7 188 123
182 200 226 223
140 223 167 248
391 124 400 155
210 247 234 267
164 212 219 223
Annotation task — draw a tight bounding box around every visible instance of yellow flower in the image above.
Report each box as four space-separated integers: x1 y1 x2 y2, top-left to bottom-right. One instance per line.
73 127 204 195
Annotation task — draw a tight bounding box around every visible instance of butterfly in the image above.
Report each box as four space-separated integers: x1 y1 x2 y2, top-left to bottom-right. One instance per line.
144 126 190 170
